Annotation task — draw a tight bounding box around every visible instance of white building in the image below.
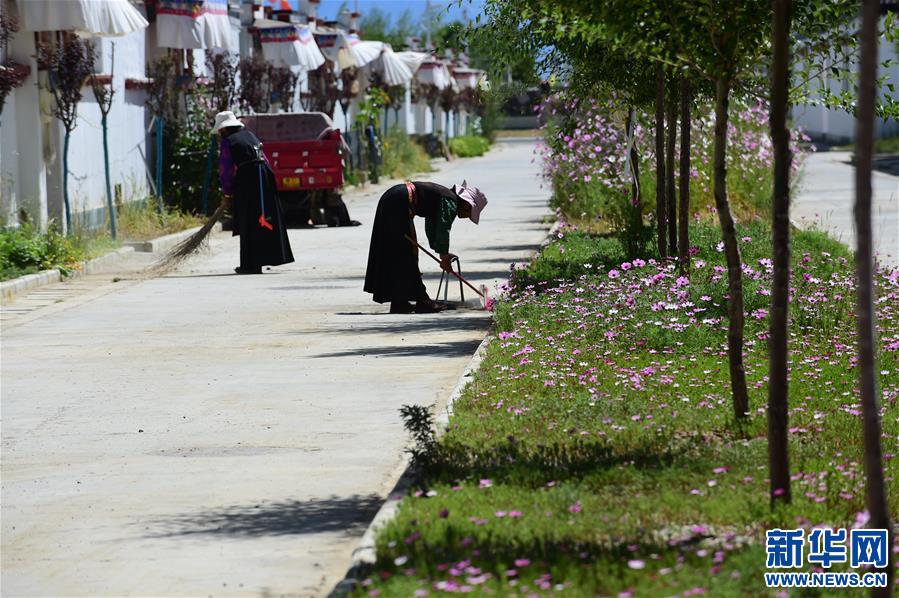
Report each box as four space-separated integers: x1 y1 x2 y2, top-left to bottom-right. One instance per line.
793 15 899 143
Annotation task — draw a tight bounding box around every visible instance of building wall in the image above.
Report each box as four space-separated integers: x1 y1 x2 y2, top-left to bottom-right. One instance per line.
1 1 149 232
65 30 149 230
793 31 899 143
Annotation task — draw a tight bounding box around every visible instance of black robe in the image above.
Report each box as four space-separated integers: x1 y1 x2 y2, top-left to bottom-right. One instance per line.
363 181 455 304
228 129 294 269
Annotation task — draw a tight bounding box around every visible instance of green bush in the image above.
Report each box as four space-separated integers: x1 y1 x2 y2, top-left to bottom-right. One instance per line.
449 135 491 157
0 224 82 280
381 127 434 179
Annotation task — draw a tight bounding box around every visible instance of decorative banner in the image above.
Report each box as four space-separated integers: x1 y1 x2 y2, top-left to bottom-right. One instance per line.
157 0 235 50
257 21 325 71
20 0 149 36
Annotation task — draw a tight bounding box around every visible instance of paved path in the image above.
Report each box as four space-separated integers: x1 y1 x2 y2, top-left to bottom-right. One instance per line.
1 139 550 597
794 150 899 267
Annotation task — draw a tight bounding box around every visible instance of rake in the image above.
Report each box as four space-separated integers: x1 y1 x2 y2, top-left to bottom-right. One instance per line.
404 234 493 311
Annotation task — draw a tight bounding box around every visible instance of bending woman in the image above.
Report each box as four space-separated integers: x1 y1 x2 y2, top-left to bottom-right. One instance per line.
215 111 294 274
364 180 487 313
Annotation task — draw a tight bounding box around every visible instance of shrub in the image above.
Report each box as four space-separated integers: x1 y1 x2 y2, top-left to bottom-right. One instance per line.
449 135 491 157
381 127 434 179
0 224 82 280
538 92 812 228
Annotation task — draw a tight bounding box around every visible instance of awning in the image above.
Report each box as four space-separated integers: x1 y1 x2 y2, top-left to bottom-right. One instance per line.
451 67 484 90
374 47 413 86
312 27 346 64
395 51 428 74
18 0 149 36
255 20 325 71
416 60 451 90
344 33 383 68
156 0 235 50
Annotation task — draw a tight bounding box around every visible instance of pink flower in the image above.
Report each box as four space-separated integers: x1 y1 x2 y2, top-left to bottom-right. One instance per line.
479 479 492 488
568 502 582 514
627 559 645 569
608 269 621 279
514 558 531 567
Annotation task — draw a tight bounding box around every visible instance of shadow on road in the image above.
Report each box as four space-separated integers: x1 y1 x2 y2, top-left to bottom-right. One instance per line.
144 494 383 539
302 315 489 337
311 339 483 359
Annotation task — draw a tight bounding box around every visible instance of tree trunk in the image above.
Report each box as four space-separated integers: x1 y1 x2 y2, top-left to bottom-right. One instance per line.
102 113 117 239
714 76 749 420
666 76 678 257
156 117 165 212
625 107 642 256
63 129 72 234
678 76 691 271
855 0 894 593
655 65 667 259
768 0 792 507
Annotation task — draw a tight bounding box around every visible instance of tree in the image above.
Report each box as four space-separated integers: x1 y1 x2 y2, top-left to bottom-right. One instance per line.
269 66 298 112
768 0 792 507
854 0 894 592
360 7 415 49
89 42 117 240
665 70 678 257
37 36 94 234
205 50 237 113
677 75 691 271
238 54 271 113
655 66 667 259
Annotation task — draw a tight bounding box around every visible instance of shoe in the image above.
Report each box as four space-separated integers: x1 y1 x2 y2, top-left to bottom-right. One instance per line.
415 300 448 314
234 266 262 275
389 301 415 314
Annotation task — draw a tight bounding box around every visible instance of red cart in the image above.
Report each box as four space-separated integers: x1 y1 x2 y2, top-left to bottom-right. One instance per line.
241 112 358 227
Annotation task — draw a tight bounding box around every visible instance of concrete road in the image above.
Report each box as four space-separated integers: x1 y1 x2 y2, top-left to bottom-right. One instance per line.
0 139 550 597
793 150 899 267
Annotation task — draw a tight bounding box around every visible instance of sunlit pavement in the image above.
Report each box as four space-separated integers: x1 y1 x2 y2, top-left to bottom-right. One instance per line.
0 139 550 597
793 150 899 267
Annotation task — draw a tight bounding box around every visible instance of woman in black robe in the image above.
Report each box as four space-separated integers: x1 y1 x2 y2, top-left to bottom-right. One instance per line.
216 111 294 274
364 180 486 313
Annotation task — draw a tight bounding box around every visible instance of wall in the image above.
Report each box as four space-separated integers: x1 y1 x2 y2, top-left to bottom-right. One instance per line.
65 30 149 230
793 31 899 143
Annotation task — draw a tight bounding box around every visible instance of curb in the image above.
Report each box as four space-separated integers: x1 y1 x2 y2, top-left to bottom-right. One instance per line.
0 246 134 303
329 219 559 596
124 223 222 253
329 335 493 597
1 223 221 304
0 269 61 302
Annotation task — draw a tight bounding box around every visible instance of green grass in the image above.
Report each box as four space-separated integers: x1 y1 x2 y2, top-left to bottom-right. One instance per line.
449 135 492 158
837 135 899 154
0 224 121 281
117 199 204 242
356 221 898 596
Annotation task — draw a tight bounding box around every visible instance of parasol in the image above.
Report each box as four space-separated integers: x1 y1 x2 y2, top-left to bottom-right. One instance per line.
19 0 149 36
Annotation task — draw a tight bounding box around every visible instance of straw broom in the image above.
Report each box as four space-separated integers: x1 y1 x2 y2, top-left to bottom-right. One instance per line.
154 202 228 271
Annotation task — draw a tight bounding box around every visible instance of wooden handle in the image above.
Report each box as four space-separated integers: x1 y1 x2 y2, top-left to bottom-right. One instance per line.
405 234 484 298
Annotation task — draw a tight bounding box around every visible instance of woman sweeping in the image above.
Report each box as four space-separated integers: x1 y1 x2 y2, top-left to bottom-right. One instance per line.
364 180 487 313
215 111 294 274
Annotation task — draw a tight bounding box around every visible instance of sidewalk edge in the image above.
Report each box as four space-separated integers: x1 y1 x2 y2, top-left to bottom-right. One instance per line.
328 218 560 597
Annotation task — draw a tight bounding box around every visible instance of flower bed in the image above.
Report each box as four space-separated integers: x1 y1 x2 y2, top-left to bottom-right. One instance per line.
355 220 898 595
